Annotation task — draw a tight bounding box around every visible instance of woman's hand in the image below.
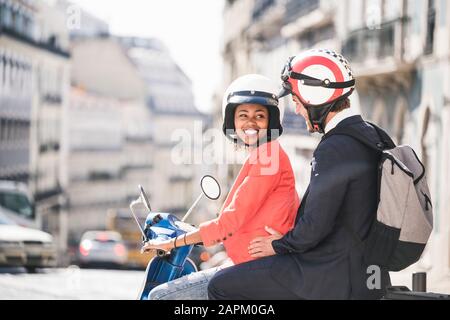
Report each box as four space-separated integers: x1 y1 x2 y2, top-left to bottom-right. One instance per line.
248 226 283 258
141 239 173 254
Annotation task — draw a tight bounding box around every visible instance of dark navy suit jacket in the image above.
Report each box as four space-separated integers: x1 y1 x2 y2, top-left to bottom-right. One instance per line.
271 115 391 300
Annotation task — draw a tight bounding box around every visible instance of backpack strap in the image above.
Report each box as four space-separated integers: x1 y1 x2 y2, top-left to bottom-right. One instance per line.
322 122 395 152
366 122 396 149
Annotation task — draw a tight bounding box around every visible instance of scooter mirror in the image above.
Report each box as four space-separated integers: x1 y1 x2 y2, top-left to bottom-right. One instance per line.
139 185 152 212
200 175 221 200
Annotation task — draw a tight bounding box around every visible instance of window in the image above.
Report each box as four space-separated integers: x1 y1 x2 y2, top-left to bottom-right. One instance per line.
23 15 31 36
1 56 5 90
0 118 5 141
284 0 320 23
17 120 28 141
5 119 11 140
0 191 34 219
9 119 16 141
425 0 436 55
11 8 18 32
2 4 12 28
299 23 335 48
0 55 3 87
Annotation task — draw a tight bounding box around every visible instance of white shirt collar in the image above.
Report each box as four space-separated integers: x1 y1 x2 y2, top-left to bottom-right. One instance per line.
324 108 360 134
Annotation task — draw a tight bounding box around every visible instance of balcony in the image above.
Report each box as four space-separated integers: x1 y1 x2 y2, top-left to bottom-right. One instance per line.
341 17 412 78
0 26 70 58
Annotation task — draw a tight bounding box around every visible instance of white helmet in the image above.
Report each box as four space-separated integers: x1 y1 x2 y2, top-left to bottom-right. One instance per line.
278 49 355 133
222 74 285 142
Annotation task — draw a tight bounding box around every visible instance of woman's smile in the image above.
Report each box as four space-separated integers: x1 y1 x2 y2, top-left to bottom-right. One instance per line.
244 128 259 137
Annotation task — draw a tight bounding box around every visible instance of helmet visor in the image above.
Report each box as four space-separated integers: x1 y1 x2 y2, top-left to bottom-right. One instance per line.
227 91 278 108
277 82 292 99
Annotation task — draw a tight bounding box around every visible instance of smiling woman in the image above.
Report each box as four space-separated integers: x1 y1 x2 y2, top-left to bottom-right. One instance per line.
222 74 284 147
141 74 299 300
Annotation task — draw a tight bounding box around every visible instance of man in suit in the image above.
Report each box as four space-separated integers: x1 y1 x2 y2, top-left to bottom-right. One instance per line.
207 49 392 300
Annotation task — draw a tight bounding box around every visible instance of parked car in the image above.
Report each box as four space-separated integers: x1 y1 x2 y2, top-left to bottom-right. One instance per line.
78 231 128 268
0 212 57 272
0 214 26 267
189 245 213 270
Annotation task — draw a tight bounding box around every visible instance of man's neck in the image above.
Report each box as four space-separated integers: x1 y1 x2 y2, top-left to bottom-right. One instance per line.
324 108 359 134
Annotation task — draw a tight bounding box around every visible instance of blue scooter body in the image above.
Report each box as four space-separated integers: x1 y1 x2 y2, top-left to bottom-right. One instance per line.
138 212 198 300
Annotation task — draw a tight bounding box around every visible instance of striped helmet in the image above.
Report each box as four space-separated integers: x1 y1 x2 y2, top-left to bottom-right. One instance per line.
279 49 355 107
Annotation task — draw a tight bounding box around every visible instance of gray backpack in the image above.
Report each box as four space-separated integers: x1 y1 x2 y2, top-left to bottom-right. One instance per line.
328 123 433 272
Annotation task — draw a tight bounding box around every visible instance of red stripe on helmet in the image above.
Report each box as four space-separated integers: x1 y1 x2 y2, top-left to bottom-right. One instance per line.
289 55 344 105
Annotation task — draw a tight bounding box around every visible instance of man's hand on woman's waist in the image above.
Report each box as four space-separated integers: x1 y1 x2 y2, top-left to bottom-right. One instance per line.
248 226 282 258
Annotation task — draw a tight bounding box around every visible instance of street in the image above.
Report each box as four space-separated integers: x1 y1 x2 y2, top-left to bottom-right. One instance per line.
2 266 450 300
0 267 145 300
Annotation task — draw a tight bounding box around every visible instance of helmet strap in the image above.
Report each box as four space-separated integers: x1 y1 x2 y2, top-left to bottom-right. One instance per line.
306 103 334 134
305 90 354 134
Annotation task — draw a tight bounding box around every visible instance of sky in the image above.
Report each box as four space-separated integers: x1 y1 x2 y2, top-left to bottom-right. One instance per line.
70 0 225 114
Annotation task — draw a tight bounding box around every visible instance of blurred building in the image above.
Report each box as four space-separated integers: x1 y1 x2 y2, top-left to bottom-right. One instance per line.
66 88 125 242
221 0 450 291
337 0 450 290
66 36 151 245
65 33 208 243
0 0 70 259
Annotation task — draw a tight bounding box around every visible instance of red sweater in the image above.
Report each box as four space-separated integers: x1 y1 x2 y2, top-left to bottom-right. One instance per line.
199 140 299 264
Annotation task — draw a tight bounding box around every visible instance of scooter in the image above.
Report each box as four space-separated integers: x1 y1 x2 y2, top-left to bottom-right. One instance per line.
128 175 221 300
